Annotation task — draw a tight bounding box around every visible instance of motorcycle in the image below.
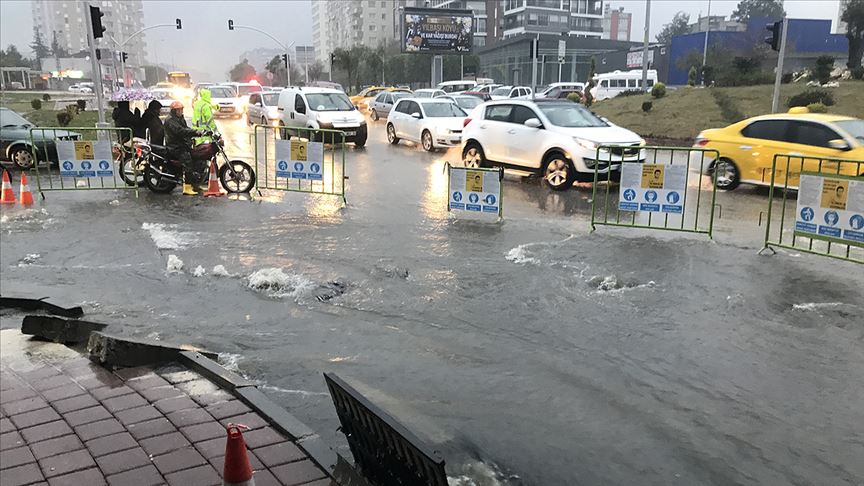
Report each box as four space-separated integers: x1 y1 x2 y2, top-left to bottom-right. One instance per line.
138 130 256 194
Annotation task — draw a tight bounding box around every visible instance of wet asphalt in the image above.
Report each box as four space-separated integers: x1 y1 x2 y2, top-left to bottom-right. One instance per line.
1 116 862 486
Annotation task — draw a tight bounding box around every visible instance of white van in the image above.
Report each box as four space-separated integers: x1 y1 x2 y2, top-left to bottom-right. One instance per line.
277 87 367 146
437 80 477 94
590 70 657 101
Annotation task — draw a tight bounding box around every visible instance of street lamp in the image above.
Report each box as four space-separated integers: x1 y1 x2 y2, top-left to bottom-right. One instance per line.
228 19 294 86
109 18 182 89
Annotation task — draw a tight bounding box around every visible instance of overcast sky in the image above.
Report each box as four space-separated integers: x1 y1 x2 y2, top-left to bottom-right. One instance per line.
0 0 844 80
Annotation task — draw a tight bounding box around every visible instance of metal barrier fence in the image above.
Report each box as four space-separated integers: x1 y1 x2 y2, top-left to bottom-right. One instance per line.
29 126 136 196
591 145 720 237
761 154 863 263
252 124 347 203
446 163 503 218
324 373 448 486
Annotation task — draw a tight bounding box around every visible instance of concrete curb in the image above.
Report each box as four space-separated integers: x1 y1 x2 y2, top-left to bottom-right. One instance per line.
88 331 219 368
21 315 108 344
0 296 84 318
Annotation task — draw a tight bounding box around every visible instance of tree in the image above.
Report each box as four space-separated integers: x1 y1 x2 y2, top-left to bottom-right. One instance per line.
230 58 256 83
0 44 29 67
265 56 287 85
656 11 691 45
843 0 864 69
688 66 698 86
30 27 50 68
142 65 168 86
812 55 835 84
332 48 360 93
307 61 324 81
730 0 784 23
50 31 68 58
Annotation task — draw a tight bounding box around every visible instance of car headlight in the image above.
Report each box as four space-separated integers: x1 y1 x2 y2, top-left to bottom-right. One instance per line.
573 138 598 151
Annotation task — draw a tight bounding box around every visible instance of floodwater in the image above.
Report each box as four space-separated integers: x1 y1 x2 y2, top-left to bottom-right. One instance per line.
1 118 862 486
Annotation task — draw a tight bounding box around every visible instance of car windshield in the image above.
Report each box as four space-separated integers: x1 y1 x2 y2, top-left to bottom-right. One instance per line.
392 92 411 102
421 102 466 118
151 90 173 100
491 87 511 96
537 103 608 128
262 93 280 105
414 91 432 98
834 119 864 143
453 97 481 110
0 109 31 127
238 85 262 96
210 87 235 98
306 93 355 111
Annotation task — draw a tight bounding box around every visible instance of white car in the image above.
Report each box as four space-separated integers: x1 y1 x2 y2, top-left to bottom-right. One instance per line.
461 100 644 190
386 98 467 152
149 88 181 115
411 89 447 99
246 91 281 125
489 86 533 100
437 80 477 94
440 95 484 112
209 85 244 119
538 82 585 98
277 87 367 146
68 83 93 94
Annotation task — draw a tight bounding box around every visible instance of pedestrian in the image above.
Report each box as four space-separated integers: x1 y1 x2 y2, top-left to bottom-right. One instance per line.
192 88 217 144
111 100 141 143
140 100 165 145
163 101 205 196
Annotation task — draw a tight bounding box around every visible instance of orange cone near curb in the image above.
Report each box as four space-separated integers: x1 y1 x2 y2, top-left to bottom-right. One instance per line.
19 172 34 206
204 160 224 197
0 170 16 204
223 424 255 486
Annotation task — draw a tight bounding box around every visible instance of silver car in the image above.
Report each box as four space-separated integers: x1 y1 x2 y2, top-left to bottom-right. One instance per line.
246 91 281 126
369 91 411 121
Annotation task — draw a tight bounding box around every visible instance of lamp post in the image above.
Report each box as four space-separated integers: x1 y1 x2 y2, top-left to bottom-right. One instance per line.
109 19 181 89
228 20 295 86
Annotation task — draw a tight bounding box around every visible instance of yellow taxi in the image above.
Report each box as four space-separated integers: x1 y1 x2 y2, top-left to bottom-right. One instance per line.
350 86 412 112
694 107 864 190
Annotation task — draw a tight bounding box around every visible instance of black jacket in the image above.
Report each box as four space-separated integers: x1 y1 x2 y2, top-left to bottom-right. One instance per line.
111 102 141 142
164 112 198 153
141 101 165 146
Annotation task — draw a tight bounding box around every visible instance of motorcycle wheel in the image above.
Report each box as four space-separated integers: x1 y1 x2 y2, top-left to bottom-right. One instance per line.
144 165 177 194
119 156 144 186
218 160 256 193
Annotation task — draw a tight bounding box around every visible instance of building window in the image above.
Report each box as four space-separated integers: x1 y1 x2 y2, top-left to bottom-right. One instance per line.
369 25 376 31
381 1 386 6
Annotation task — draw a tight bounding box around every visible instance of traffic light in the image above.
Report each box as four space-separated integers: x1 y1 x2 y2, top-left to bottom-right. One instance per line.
281 53 288 65
176 18 182 29
330 53 336 63
228 19 234 30
121 52 128 62
765 20 782 51
528 38 538 59
90 5 105 38
95 49 101 60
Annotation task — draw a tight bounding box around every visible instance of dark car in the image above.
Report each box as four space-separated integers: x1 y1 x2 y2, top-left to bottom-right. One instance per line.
461 91 492 101
1 107 81 169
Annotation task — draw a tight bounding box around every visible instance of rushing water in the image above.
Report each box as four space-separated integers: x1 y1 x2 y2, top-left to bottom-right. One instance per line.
2 119 862 486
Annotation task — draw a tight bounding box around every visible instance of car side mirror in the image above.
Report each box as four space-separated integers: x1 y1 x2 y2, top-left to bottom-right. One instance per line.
828 139 850 151
524 118 542 129
411 112 422 119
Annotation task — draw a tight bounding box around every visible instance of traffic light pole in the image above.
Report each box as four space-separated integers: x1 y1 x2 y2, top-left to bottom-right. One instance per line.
109 22 180 89
770 17 789 113
228 21 294 86
84 1 106 124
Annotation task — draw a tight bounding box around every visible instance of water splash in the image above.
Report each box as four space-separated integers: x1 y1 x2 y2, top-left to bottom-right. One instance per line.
17 253 41 266
505 246 538 264
792 302 845 311
212 264 233 277
246 267 316 299
217 352 243 372
192 265 206 277
142 222 194 250
166 254 184 274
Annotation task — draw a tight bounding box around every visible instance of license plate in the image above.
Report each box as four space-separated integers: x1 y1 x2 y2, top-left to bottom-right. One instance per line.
344 131 356 137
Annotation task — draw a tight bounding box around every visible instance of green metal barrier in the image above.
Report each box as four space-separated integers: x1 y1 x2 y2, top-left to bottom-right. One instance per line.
590 145 720 237
28 126 137 197
252 124 347 204
761 153 863 263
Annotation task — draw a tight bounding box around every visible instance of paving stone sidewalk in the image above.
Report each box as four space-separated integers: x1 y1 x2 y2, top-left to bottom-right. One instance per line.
0 332 333 486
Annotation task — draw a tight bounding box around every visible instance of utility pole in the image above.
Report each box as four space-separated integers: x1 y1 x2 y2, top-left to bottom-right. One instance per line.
228 20 293 86
84 2 106 124
701 0 711 85
770 17 788 113
641 0 651 90
531 35 538 99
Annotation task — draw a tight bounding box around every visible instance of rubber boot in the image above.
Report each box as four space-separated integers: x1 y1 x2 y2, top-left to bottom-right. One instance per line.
183 174 198 196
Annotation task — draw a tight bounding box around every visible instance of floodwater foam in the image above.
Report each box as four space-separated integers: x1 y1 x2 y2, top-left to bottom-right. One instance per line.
142 222 194 250
247 267 316 298
166 254 184 274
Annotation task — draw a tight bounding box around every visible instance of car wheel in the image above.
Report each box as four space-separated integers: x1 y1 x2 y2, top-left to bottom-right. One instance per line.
421 130 434 152
10 145 35 169
712 157 740 191
371 109 379 121
542 152 576 191
387 123 399 145
461 142 487 168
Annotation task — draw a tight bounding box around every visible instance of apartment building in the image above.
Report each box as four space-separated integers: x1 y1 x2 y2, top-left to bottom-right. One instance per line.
312 0 395 65
502 0 603 39
602 5 631 41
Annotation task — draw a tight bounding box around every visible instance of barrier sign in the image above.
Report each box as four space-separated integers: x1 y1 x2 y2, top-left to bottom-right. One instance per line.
618 162 686 214
56 140 113 178
275 139 324 180
794 173 864 246
447 164 502 216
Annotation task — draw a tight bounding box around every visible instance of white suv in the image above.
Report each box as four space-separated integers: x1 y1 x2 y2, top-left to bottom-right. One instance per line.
461 100 644 190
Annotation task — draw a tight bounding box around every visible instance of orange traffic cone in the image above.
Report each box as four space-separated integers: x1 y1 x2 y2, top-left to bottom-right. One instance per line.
19 172 34 206
203 160 224 197
0 170 16 204
223 424 254 486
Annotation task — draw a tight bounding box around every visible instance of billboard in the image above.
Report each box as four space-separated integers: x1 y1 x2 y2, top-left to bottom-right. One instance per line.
402 7 473 54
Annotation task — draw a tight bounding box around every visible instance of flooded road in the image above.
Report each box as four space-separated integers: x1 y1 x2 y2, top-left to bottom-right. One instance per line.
2 117 863 486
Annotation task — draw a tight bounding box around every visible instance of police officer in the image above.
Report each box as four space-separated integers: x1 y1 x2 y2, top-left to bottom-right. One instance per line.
192 88 217 144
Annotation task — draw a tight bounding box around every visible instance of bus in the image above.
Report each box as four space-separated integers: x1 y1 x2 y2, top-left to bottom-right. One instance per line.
590 69 657 101
166 72 191 88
